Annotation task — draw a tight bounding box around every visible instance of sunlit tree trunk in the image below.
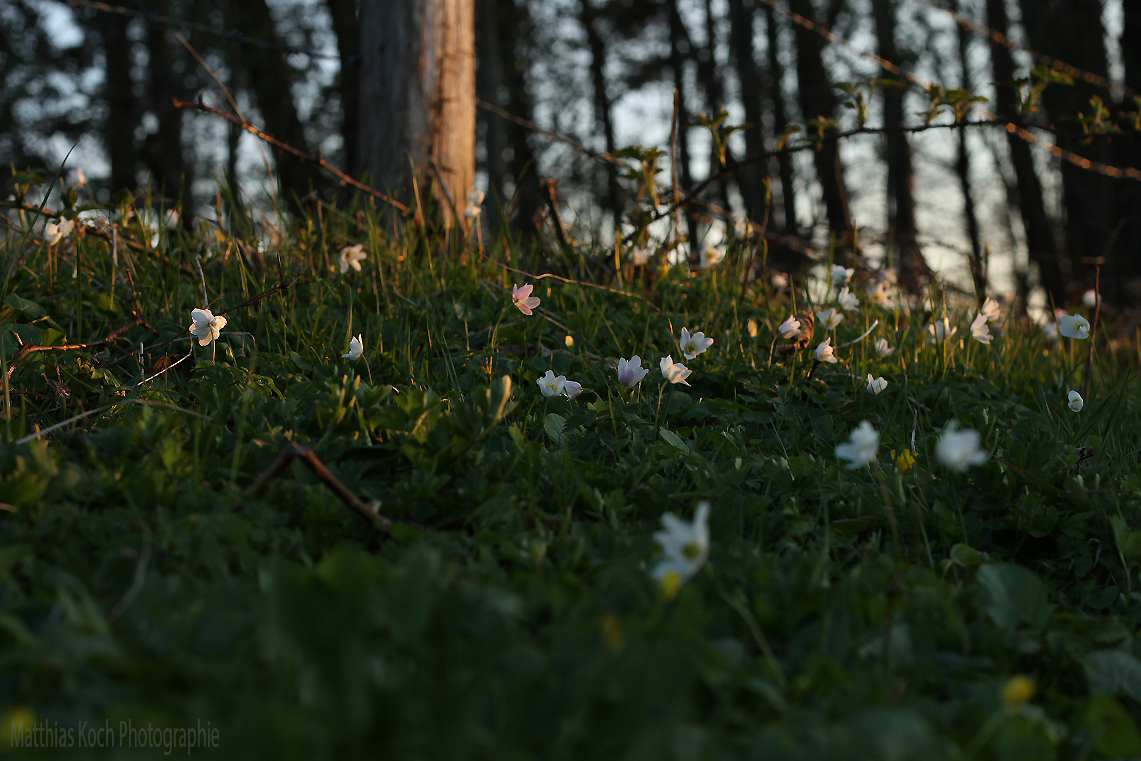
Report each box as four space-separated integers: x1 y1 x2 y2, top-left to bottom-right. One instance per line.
357 0 475 229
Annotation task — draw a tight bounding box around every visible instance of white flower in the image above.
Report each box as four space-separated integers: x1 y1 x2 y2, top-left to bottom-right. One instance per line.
734 217 749 237
464 190 484 220
699 242 723 268
837 286 859 312
43 217 74 245
814 338 838 364
342 334 363 360
1068 390 1084 412
66 168 86 188
816 307 843 329
778 315 802 339
936 421 988 472
512 283 541 316
1058 313 1091 340
866 375 888 394
164 209 180 231
1082 289 1097 308
617 356 649 387
537 370 567 397
970 313 992 345
188 307 227 347
874 338 894 358
771 272 790 289
659 356 692 386
651 502 710 585
867 281 893 308
629 245 652 266
679 327 713 360
1042 322 1059 343
835 421 879 469
926 317 957 344
339 244 367 273
563 380 583 399
831 264 854 287
981 297 1002 322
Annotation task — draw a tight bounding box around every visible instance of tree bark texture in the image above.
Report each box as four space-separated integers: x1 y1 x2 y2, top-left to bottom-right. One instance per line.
726 0 770 225
984 0 1064 301
357 0 475 229
764 3 798 234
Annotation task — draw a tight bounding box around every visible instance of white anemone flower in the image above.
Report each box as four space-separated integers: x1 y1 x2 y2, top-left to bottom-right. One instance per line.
935 421 988 472
512 283 541 316
816 307 843 329
464 190 484 220
1058 314 1091 340
699 242 724 268
814 338 838 364
342 334 363 360
43 217 74 245
981 297 1003 322
651 502 710 586
837 286 860 312
874 338 894 358
1068 390 1084 412
617 356 649 387
866 375 888 395
659 356 693 386
339 244 367 273
679 327 714 360
188 308 227 347
537 370 567 397
778 315 802 339
831 264 854 287
926 317 957 344
563 380 583 399
970 313 992 345
835 421 879 469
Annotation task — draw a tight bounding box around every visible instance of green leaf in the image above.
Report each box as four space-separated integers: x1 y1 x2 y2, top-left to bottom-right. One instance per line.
1083 650 1141 702
1084 694 1141 757
3 293 47 319
544 413 566 445
977 563 1049 630
659 427 689 453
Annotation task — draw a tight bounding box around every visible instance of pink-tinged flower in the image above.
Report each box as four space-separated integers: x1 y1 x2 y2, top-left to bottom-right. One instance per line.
1058 313 1090 340
835 421 879 469
866 374 887 394
816 307 842 329
679 327 713 360
339 244 366 273
563 380 583 399
778 315 802 339
512 283 541 316
935 421 987 472
342 334 363 360
970 313 992 345
188 308 227 347
837 286 859 312
537 370 566 397
659 356 692 386
617 356 649 387
814 338 838 364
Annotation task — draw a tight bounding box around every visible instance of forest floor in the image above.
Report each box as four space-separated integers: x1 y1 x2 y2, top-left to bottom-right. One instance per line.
2 189 1141 760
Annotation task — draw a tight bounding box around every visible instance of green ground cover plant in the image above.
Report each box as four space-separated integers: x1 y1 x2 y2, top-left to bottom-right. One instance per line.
2 186 1141 760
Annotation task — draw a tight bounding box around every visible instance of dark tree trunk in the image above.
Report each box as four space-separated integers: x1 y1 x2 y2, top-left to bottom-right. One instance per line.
97 13 139 195
357 0 475 228
1017 0 1112 298
1106 0 1141 303
142 23 188 210
226 0 316 207
697 0 733 215
726 0 770 224
580 0 622 232
870 0 930 293
788 0 856 260
954 0 985 298
667 0 698 256
764 3 798 234
325 0 360 175
985 0 1065 301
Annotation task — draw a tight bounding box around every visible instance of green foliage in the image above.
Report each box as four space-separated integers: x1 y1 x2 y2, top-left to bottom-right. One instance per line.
1 196 1140 759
